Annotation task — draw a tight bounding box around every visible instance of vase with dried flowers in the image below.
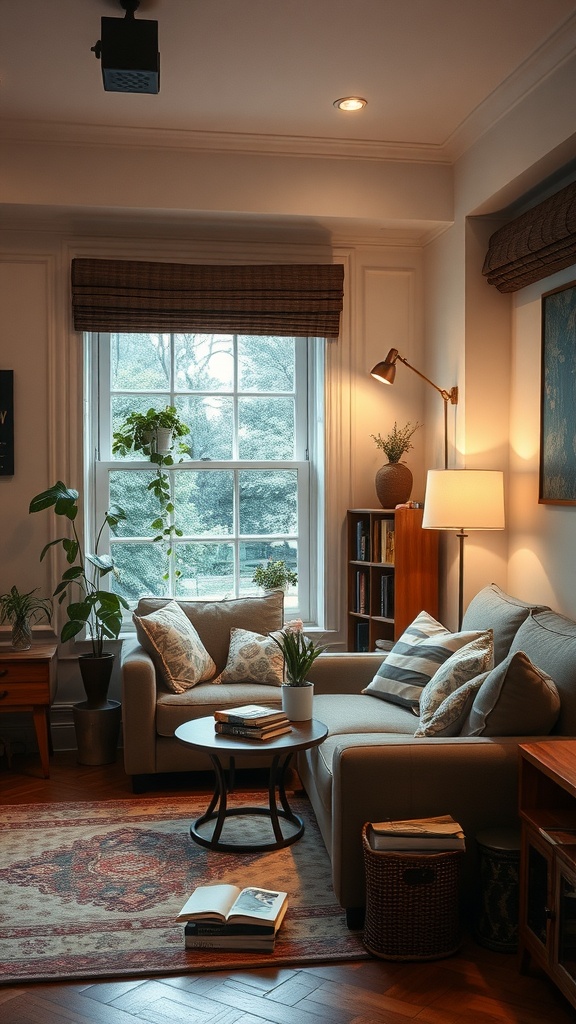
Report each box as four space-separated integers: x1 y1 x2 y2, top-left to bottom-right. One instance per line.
371 420 421 507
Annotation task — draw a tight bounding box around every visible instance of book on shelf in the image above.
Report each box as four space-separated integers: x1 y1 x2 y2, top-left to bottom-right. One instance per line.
380 572 394 618
214 704 287 727
355 620 369 652
355 519 370 560
176 883 288 928
380 521 395 564
367 815 466 851
355 570 369 614
214 720 292 740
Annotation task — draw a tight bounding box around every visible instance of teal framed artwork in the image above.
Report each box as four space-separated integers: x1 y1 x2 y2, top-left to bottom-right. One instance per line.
540 281 576 504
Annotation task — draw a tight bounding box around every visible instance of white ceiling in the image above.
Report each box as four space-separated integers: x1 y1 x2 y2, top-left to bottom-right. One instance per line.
2 0 576 162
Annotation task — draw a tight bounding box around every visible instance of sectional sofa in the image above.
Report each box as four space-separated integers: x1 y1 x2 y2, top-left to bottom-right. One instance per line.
121 584 576 925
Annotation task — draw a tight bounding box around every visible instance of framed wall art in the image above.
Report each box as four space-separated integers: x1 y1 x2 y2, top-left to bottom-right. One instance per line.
0 370 14 476
540 281 576 504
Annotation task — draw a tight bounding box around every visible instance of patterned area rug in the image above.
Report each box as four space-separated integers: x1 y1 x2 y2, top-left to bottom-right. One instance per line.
0 792 368 984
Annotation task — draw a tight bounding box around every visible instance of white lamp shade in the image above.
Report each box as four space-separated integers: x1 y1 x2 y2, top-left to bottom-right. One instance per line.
422 470 505 530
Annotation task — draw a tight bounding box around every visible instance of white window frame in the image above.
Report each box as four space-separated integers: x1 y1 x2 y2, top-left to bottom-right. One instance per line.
84 332 324 628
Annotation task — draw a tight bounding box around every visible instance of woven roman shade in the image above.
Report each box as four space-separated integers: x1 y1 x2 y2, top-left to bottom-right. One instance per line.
482 180 576 293
71 259 344 337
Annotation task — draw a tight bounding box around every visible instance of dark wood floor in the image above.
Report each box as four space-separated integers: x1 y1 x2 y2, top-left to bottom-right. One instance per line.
1 750 575 1024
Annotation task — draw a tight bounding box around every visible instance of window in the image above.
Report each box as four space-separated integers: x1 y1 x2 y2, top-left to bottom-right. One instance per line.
87 332 322 624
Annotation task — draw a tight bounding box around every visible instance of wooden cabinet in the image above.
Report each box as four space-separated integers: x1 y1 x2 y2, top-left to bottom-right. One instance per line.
519 741 576 1011
0 642 58 777
346 507 438 651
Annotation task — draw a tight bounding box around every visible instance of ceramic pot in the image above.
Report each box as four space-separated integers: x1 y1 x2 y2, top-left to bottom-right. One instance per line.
154 427 174 453
281 681 314 721
375 462 413 508
78 652 114 709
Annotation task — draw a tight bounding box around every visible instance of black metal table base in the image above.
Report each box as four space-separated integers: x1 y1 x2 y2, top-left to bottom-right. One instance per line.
190 751 304 852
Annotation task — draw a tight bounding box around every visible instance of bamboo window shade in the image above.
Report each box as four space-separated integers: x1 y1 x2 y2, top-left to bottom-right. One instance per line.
482 180 576 293
71 259 344 337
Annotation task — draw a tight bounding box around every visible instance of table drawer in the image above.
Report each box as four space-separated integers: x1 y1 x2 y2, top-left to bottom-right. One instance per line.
0 680 51 705
0 662 50 684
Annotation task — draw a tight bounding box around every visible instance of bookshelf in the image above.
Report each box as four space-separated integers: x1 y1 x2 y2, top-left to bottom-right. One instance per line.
346 507 439 652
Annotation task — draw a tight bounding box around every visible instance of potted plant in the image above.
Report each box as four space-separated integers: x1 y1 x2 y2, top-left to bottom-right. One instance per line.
29 481 129 708
252 558 298 592
270 620 328 721
112 405 190 577
0 585 52 650
371 420 421 508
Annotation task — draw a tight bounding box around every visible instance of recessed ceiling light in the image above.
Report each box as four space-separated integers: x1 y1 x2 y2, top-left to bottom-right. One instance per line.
333 97 367 111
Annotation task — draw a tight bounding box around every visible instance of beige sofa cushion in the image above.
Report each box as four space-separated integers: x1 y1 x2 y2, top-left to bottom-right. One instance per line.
220 627 284 685
135 590 285 676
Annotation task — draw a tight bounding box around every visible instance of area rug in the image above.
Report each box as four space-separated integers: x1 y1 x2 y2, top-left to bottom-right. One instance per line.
0 792 368 984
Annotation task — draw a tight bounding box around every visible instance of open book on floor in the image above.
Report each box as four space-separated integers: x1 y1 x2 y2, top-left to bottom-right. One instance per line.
367 814 466 851
176 883 288 931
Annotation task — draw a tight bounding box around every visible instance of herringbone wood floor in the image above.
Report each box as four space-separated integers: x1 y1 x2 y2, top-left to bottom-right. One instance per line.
1 751 574 1024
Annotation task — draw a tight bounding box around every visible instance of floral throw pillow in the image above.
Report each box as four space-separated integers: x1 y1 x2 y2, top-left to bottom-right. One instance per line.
220 627 284 686
133 600 216 693
414 633 494 736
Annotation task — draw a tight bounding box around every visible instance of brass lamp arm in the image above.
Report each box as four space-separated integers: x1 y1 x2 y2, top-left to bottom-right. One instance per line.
395 354 458 406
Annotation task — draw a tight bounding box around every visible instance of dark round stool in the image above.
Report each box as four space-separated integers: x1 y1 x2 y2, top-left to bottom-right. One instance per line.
474 827 521 953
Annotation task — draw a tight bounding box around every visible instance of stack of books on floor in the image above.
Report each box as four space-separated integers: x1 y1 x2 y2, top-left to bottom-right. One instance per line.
214 703 292 740
367 814 466 852
177 883 288 951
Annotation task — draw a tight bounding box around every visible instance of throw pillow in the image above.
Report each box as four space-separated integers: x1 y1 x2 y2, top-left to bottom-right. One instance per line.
220 627 284 686
133 600 216 693
460 651 561 736
362 609 492 712
415 633 495 735
414 676 487 737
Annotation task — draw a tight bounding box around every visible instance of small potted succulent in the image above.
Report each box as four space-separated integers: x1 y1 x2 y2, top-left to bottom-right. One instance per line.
371 420 421 508
252 558 298 592
270 619 328 721
0 585 52 650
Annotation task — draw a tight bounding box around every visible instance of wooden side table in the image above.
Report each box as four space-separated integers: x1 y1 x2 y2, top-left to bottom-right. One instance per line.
0 642 58 777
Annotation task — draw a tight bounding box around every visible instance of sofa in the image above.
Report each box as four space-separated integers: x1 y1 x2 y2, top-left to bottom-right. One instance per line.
121 584 576 926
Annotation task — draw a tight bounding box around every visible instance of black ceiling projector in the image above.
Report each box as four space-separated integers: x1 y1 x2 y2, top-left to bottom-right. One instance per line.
92 1 160 94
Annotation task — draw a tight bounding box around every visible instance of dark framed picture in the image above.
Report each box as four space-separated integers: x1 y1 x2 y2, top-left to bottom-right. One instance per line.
0 370 14 476
540 281 576 504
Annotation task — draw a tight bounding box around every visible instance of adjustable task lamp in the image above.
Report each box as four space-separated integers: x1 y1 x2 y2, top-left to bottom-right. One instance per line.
370 348 458 469
422 469 505 629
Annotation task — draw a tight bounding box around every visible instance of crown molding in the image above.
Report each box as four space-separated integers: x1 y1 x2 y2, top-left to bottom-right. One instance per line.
445 11 576 161
0 119 448 166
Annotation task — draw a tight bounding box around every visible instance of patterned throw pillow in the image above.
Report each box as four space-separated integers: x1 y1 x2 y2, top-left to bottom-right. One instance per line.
362 610 492 712
133 600 216 693
220 627 284 686
414 676 487 738
414 634 495 736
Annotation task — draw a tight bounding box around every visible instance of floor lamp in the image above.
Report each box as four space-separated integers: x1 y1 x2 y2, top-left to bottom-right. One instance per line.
370 348 458 469
422 470 505 629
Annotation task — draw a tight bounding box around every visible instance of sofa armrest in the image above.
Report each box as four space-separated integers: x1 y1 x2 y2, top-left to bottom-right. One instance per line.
328 735 536 909
121 641 159 775
307 652 383 694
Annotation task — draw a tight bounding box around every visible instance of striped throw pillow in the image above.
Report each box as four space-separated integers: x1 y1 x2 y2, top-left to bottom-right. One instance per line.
362 610 493 712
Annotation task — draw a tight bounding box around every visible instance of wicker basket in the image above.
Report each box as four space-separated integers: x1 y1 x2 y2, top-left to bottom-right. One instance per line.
361 822 464 961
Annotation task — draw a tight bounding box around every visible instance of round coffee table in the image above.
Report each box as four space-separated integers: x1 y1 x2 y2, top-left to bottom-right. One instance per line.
175 715 328 852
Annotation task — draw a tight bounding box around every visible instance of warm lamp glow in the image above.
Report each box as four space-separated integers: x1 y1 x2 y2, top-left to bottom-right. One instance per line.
422 470 505 530
333 96 367 111
423 469 505 628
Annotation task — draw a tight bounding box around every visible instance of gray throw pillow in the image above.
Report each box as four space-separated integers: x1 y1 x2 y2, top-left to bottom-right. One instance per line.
415 633 494 736
461 584 548 665
460 650 560 736
362 610 492 712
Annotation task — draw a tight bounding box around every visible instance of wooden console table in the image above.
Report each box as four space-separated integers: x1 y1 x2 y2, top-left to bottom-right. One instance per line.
0 642 58 777
519 740 576 1012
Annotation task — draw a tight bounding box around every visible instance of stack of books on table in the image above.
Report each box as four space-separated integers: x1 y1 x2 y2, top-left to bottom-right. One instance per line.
177 883 288 951
214 704 291 740
367 815 466 852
